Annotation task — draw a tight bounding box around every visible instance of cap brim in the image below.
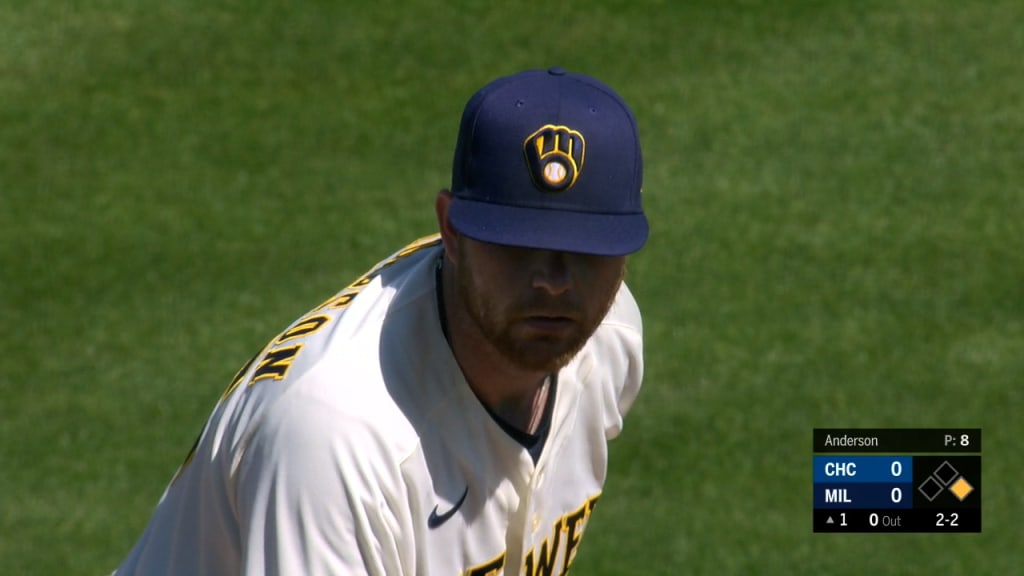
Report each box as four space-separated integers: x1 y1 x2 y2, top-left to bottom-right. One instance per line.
448 197 649 256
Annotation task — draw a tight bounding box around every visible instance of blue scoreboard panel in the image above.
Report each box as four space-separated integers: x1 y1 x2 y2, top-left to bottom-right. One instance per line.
813 429 981 532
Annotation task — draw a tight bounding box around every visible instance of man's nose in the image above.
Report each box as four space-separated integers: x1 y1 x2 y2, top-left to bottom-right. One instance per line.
531 250 572 295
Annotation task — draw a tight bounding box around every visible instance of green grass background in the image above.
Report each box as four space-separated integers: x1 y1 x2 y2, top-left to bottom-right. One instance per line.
2 0 1021 573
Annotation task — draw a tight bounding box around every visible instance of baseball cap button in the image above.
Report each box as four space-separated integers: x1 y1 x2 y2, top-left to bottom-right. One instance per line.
547 66 566 76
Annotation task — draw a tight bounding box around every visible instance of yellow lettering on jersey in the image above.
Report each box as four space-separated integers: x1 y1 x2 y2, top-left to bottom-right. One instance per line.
359 234 441 284
220 350 261 401
315 291 356 311
348 275 374 290
523 516 565 576
465 551 505 576
275 314 331 345
251 344 303 383
397 233 441 257
530 493 602 576
561 493 600 573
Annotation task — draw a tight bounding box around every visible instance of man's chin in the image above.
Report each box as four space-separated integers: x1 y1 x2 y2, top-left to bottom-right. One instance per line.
499 337 585 374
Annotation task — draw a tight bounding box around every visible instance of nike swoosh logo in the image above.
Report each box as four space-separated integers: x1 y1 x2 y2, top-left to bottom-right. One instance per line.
427 486 469 529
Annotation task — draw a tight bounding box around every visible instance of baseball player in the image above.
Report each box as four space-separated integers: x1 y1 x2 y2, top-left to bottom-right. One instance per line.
114 67 648 575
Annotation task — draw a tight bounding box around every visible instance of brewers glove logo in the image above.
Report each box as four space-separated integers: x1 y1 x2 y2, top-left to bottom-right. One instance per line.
523 124 585 192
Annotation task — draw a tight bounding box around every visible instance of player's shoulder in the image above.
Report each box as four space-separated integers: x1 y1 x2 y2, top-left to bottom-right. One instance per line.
227 236 447 463
573 280 644 437
601 280 643 334
229 331 431 473
573 279 643 378
267 360 423 457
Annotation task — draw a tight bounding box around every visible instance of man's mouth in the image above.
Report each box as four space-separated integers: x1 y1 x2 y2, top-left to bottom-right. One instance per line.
522 315 576 334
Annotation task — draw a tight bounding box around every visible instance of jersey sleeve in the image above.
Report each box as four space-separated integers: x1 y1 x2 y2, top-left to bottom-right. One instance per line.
593 282 645 440
234 389 414 576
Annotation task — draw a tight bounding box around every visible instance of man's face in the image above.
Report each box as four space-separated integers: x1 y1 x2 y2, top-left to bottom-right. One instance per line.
454 236 627 373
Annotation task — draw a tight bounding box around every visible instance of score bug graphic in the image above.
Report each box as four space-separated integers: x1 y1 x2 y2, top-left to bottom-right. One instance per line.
813 429 981 532
815 457 912 510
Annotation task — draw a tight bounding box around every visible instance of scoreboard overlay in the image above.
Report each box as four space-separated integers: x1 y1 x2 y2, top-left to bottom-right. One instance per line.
813 428 981 532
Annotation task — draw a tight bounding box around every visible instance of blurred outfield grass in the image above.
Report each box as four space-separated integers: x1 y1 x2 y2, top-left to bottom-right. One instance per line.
1 1 1022 574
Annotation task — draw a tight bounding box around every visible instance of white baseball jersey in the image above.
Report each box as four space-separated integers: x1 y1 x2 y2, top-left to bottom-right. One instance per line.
114 234 644 576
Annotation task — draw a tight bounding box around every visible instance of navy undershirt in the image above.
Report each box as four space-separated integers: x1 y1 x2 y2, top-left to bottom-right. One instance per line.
434 256 554 463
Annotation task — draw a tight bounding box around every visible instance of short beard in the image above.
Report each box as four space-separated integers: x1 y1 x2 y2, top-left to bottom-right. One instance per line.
455 244 623 373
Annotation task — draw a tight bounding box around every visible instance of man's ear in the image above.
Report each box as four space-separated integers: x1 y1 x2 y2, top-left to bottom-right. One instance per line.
435 189 460 262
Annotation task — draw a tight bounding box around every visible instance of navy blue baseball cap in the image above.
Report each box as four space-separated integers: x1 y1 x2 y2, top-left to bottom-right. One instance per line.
448 67 648 256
